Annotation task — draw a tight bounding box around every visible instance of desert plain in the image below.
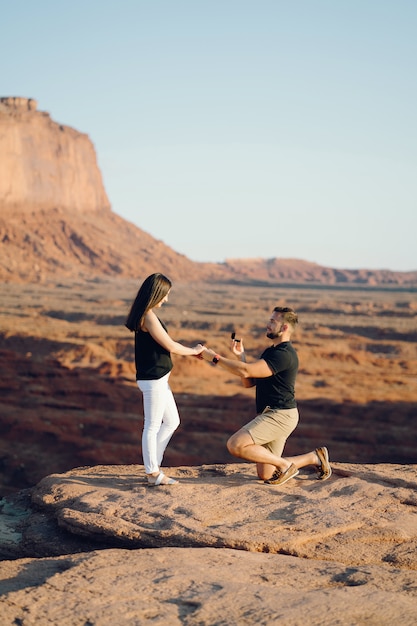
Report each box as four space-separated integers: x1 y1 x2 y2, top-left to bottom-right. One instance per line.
0 277 416 494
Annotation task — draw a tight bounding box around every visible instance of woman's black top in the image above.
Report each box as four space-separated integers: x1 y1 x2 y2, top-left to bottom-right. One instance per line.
134 319 173 380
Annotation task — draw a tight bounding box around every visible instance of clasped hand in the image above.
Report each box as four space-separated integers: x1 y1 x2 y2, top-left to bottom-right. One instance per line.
199 336 245 362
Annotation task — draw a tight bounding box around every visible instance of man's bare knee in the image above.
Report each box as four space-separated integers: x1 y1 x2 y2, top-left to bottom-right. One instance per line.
227 429 252 456
227 434 239 455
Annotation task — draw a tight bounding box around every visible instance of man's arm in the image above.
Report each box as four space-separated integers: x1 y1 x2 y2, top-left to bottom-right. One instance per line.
236 346 255 388
201 347 273 380
231 339 255 388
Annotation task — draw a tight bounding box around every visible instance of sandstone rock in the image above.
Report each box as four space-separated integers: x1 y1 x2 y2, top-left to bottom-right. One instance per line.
224 257 417 287
0 97 110 214
0 206 229 283
0 96 38 111
23 463 417 567
1 546 416 626
0 462 416 625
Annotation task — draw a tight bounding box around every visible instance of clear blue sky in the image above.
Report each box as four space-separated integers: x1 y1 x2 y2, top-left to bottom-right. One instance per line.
2 1 416 271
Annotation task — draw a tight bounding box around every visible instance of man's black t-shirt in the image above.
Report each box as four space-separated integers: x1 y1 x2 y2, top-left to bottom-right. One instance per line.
255 341 298 412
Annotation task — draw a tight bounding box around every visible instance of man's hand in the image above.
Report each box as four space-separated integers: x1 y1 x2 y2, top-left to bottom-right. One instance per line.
231 337 244 357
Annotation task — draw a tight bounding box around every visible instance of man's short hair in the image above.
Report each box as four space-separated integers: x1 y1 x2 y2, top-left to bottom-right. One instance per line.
273 306 298 327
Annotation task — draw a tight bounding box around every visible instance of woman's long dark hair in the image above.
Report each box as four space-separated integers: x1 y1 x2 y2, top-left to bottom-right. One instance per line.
125 273 172 332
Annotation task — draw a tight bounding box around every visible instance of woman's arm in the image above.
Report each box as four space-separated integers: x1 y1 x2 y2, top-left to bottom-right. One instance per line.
144 310 204 356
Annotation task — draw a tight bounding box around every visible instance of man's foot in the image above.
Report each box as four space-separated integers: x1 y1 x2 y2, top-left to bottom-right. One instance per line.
315 447 332 480
264 463 299 485
265 469 281 482
147 472 178 486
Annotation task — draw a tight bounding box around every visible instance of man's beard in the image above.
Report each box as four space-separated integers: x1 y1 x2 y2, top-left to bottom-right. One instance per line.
266 332 279 339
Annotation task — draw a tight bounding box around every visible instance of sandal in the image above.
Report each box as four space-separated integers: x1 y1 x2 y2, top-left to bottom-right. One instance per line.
147 472 178 486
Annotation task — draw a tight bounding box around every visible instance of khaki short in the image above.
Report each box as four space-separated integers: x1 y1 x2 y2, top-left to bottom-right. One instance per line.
245 407 299 457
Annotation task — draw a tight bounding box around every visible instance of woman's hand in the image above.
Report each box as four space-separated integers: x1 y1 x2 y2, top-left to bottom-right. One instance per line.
192 343 205 358
200 347 217 362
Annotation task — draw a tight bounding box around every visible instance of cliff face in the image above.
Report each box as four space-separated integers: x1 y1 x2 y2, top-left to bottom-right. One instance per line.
0 97 110 214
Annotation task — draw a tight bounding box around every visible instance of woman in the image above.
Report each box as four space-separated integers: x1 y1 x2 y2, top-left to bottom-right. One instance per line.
126 273 204 486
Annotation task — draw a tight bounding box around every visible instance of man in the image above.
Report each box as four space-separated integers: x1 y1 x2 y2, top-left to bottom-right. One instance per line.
201 306 331 486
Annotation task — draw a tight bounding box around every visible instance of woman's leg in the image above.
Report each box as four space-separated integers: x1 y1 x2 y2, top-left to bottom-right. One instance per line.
137 375 167 474
155 381 180 467
137 373 179 475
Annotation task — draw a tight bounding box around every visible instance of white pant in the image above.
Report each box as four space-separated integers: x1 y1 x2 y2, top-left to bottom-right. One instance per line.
136 372 180 474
